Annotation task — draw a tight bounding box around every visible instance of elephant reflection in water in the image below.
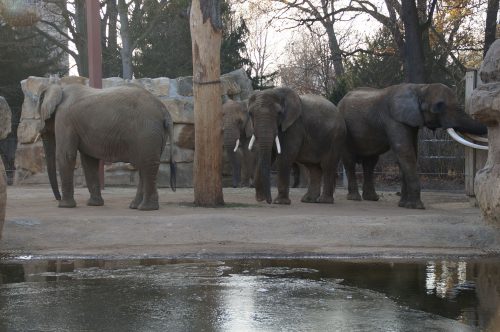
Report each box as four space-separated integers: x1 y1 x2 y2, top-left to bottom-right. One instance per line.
338 83 487 209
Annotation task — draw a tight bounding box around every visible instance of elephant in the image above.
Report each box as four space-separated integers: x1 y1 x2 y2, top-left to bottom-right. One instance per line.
338 83 488 209
222 99 256 187
37 81 176 210
222 99 301 188
0 96 11 239
248 87 346 204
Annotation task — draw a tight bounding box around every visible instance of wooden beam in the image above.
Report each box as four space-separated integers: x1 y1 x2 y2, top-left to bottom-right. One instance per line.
190 0 224 206
86 0 104 188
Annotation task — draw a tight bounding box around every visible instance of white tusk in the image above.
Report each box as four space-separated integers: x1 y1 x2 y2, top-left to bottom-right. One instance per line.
463 133 489 143
446 128 488 150
34 133 41 143
248 134 255 151
275 136 281 154
233 138 240 152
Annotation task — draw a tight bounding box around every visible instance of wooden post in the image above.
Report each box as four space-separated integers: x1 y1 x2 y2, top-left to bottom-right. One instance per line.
190 0 224 206
86 0 104 189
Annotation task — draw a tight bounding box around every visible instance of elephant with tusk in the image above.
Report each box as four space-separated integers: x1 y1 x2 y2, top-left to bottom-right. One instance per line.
338 83 488 209
222 99 257 188
36 80 176 210
248 87 346 204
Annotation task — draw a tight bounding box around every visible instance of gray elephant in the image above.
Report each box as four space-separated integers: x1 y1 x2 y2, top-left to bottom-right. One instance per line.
248 87 346 204
0 96 11 239
37 82 176 210
222 99 256 187
338 83 487 209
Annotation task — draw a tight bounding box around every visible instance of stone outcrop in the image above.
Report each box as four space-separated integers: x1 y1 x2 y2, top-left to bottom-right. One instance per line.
15 68 253 188
469 39 500 226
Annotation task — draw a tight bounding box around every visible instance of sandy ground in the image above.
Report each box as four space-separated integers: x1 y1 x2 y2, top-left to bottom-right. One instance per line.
1 185 499 259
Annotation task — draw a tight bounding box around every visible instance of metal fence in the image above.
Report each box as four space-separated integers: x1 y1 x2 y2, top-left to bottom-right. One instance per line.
359 127 465 191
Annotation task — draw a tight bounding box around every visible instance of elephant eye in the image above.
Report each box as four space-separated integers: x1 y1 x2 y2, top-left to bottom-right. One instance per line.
432 101 446 114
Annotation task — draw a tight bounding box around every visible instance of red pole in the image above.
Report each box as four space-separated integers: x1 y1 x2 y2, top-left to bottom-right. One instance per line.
86 0 104 189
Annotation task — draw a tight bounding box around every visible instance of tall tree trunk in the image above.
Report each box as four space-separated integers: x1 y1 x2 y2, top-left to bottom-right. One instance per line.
103 0 120 77
118 0 133 79
190 0 224 206
75 0 88 77
325 24 344 77
484 0 500 57
401 0 426 83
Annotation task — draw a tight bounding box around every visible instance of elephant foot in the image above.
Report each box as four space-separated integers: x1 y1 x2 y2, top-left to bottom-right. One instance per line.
59 198 76 208
398 199 425 209
301 193 319 203
87 196 104 206
129 198 141 209
316 195 334 204
273 197 291 205
137 200 159 211
362 191 379 201
256 193 272 204
347 192 362 201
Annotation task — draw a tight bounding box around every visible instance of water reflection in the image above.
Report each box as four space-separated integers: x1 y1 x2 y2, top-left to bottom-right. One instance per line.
0 258 498 331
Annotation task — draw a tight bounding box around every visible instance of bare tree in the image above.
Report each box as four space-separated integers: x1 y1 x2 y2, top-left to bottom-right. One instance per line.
244 17 276 88
280 29 334 94
269 0 345 77
483 0 499 57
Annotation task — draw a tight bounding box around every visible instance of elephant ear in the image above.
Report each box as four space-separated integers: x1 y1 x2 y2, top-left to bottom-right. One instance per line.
38 84 63 123
389 87 424 127
277 88 302 131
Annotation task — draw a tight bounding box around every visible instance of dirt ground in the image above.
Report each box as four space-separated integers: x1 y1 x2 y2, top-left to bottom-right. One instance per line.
1 185 499 259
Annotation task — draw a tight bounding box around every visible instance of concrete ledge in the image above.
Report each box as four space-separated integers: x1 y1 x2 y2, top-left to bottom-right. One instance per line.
1 185 499 259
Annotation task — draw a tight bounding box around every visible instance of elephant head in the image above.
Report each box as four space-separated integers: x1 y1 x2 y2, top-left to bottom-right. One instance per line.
248 88 302 203
222 99 253 188
390 83 487 143
36 82 64 201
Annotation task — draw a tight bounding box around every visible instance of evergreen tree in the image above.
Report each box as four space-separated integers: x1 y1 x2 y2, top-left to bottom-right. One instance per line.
0 24 65 123
134 0 250 78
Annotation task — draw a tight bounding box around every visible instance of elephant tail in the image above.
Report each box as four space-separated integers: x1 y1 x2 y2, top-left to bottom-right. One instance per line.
164 113 177 192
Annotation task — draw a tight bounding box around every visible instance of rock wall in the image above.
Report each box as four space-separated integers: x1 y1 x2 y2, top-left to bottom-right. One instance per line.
469 40 500 226
15 68 253 188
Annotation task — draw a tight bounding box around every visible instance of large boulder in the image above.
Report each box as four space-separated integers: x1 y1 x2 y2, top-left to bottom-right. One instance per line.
470 39 500 226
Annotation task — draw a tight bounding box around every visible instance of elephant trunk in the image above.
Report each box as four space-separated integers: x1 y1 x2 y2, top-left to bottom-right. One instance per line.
254 146 273 204
443 112 488 135
223 127 241 188
226 147 241 188
42 132 61 200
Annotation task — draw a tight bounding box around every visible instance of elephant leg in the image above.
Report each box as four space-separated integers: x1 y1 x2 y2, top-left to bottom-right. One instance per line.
318 151 341 203
81 153 104 206
56 138 78 208
137 163 160 211
361 155 379 201
301 165 322 203
129 173 143 209
390 130 424 209
273 158 292 205
343 153 361 201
